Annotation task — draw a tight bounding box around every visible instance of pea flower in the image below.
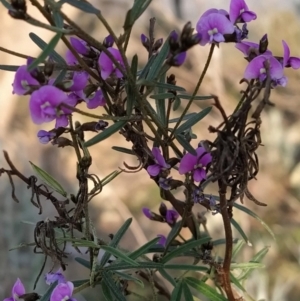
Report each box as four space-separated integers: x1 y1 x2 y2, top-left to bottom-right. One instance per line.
98 47 126 80
45 268 66 285
67 71 89 91
142 207 154 219
244 55 287 87
50 281 77 301
158 176 172 190
65 38 89 65
147 147 170 177
179 146 212 182
236 40 272 57
282 40 300 69
4 279 25 301
196 13 235 46
157 234 167 247
229 0 257 24
37 130 56 144
13 64 40 95
70 89 106 109
165 209 179 225
29 85 76 128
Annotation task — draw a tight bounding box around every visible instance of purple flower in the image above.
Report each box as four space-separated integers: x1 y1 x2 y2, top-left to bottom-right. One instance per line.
4 278 25 301
196 13 235 46
157 234 167 247
12 65 40 95
234 23 248 42
200 8 229 19
75 89 106 109
29 85 76 128
282 40 300 69
158 177 172 190
67 71 89 91
244 55 287 87
171 52 187 66
236 41 272 57
229 0 257 24
50 281 77 301
165 209 179 225
98 47 125 80
70 37 89 55
37 130 56 144
45 269 66 285
147 147 170 177
65 50 78 65
142 207 154 219
179 146 212 182
103 35 114 48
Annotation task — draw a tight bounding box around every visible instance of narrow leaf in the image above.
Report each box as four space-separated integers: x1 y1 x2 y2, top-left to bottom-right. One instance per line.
102 281 114 301
177 94 214 100
0 0 12 9
175 133 197 155
129 237 160 259
173 96 181 111
28 33 63 71
186 277 228 301
102 271 127 301
73 279 90 287
171 281 183 301
100 245 139 267
29 161 67 197
159 268 176 287
175 107 212 134
230 272 246 292
114 271 144 287
29 32 66 66
58 0 100 14
84 120 127 147
150 93 175 100
231 218 251 246
169 113 197 124
53 11 64 28
161 236 211 263
75 257 90 269
232 239 245 260
230 262 264 269
155 73 167 126
99 218 132 268
164 264 208 272
182 280 194 301
137 55 157 80
233 203 275 240
126 54 138 115
111 146 135 155
138 79 185 91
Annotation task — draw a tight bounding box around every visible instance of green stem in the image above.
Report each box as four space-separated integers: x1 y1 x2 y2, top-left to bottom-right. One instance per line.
169 44 215 141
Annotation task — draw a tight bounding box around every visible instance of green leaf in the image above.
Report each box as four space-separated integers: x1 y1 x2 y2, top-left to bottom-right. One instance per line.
99 218 132 268
129 237 160 259
230 262 264 270
182 280 194 301
159 268 177 287
174 107 212 134
173 96 181 111
75 257 90 269
58 0 100 14
171 281 183 301
53 69 68 86
123 0 152 30
231 218 251 246
145 41 170 81
150 93 175 100
232 239 245 260
39 281 58 301
102 271 127 301
230 272 246 292
238 247 269 281
28 33 63 71
169 113 197 123
165 220 182 247
73 279 90 287
233 203 275 240
0 65 20 71
102 281 114 301
111 146 135 155
100 245 139 267
85 120 127 147
155 74 167 126
175 133 197 155
29 161 67 197
29 33 66 66
137 55 156 80
0 0 12 9
186 277 228 301
104 261 162 271
101 170 122 186
177 94 214 100
161 236 211 263
53 11 64 28
114 271 144 287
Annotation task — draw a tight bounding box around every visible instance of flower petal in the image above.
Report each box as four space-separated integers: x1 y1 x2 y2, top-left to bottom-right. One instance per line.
282 40 290 67
147 164 161 176
50 282 72 301
178 153 197 174
199 153 212 166
193 168 206 182
289 57 300 69
12 279 25 298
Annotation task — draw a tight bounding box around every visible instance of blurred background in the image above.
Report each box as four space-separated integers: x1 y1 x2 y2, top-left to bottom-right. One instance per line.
0 0 300 300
